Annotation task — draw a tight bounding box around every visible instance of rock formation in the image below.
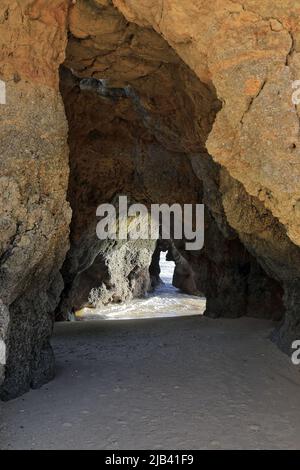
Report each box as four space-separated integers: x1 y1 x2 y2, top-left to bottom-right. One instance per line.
0 0 299 399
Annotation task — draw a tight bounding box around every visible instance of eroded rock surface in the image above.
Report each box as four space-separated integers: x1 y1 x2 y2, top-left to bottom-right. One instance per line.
0 1 71 399
57 67 201 318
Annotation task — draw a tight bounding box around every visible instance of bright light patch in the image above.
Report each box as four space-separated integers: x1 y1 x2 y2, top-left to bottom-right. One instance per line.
0 80 6 105
0 340 6 365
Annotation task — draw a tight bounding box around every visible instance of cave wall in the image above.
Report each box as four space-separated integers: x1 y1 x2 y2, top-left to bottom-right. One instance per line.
113 0 300 246
108 0 300 348
0 1 72 399
0 0 300 398
57 66 202 317
59 14 285 325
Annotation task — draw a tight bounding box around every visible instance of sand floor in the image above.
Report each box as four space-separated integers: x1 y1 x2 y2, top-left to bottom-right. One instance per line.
1 316 300 450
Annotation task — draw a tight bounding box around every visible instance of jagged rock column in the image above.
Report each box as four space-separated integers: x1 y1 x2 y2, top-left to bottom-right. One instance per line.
1 0 300 400
0 1 71 399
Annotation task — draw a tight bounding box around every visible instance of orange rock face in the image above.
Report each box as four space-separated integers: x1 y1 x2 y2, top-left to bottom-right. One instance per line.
113 0 300 247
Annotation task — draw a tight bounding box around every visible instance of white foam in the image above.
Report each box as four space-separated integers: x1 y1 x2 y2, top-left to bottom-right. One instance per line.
76 252 206 321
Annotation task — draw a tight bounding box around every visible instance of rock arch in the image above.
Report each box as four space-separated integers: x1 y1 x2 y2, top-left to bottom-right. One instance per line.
0 0 299 399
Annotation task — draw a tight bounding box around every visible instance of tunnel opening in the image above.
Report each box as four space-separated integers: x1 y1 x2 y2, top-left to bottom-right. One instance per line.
2 0 300 403
57 62 211 321
56 0 285 326
75 246 206 321
56 14 218 322
158 251 176 289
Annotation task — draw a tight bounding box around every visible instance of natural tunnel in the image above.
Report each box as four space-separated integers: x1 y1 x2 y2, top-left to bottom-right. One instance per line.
0 0 300 402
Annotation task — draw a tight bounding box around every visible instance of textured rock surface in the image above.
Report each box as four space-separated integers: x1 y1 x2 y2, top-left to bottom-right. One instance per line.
0 1 71 399
57 67 201 317
59 54 282 322
0 0 300 399
107 0 300 346
113 0 300 245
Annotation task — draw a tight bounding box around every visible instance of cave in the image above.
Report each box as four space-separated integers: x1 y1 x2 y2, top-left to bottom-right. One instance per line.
1 0 300 406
